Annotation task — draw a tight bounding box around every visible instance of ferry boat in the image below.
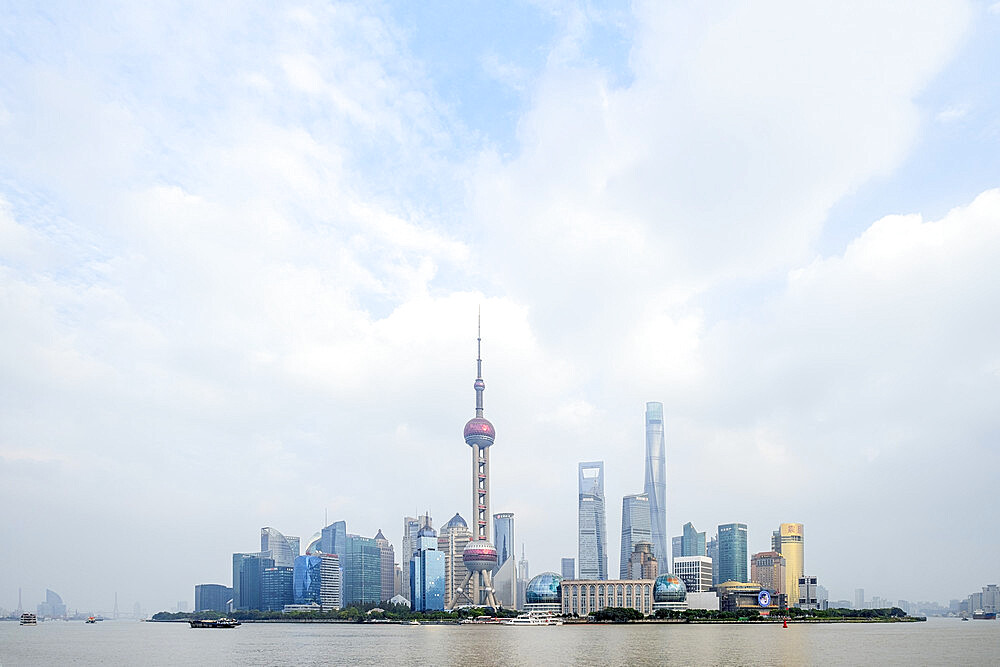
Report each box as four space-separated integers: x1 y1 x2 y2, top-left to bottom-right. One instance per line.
501 612 564 626
189 618 241 628
20 613 37 625
972 610 997 620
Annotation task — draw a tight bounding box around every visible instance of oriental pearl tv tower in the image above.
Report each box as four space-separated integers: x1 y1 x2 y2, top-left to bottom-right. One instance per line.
448 316 500 609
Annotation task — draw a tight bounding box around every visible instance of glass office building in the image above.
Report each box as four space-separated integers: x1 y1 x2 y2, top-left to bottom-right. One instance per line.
342 534 381 605
619 493 651 578
261 527 299 567
578 461 608 580
194 584 232 613
493 513 515 570
293 555 322 605
262 566 294 610
682 522 706 557
409 526 445 611
233 552 274 611
717 523 748 584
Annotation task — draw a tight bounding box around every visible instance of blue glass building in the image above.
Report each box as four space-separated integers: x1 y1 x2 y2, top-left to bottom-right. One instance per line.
342 534 381 605
717 523 748 584
321 521 347 558
682 522 707 557
262 566 294 610
493 513 515 570
233 552 275 611
293 555 323 605
409 526 445 611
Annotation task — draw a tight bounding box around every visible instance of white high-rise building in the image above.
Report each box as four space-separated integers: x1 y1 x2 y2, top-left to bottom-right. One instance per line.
438 513 471 607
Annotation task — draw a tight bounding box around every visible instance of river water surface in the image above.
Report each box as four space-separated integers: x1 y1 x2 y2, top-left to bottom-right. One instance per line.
2 617 996 665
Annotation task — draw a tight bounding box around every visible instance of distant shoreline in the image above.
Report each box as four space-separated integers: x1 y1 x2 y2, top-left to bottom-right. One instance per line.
149 616 927 625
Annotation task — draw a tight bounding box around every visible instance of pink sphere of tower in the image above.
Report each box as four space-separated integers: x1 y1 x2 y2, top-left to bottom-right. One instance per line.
464 417 495 448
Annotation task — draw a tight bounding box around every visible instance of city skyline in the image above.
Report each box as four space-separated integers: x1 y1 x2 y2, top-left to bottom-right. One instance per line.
3 1 1000 614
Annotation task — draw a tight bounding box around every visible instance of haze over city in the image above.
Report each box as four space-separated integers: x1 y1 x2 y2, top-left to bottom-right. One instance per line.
2 1 999 615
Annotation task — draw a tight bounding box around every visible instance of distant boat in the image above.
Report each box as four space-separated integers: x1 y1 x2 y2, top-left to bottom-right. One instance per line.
501 612 563 626
189 618 241 628
20 613 37 626
972 610 997 620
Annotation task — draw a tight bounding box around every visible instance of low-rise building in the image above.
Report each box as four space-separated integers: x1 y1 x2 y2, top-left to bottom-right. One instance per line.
561 579 655 616
674 556 713 593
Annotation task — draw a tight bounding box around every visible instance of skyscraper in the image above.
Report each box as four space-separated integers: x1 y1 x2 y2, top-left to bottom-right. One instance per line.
438 513 471 607
262 566 294 610
750 551 786 595
682 522 706 557
194 584 232 613
410 526 445 611
643 402 667 567
293 555 322 606
448 320 500 609
493 513 515 570
561 558 576 580
319 554 342 611
261 527 299 567
716 523 748 584
778 523 804 607
578 461 607 580
233 552 274 611
321 521 347 559
374 529 395 602
342 534 381 605
706 537 719 586
401 513 431 602
619 493 651 578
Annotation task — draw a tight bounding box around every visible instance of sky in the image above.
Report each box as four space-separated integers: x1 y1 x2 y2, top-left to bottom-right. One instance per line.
1 0 999 614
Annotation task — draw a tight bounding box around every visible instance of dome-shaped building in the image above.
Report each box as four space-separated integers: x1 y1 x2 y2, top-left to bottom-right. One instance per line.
417 525 438 539
441 513 468 532
653 573 688 611
524 572 563 614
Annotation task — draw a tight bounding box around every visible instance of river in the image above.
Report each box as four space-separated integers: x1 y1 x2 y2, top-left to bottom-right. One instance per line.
2 617 996 665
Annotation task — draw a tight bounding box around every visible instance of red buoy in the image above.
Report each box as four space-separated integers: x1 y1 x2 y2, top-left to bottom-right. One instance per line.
783 618 788 628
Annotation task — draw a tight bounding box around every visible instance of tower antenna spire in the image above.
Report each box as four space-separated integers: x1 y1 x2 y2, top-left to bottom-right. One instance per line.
475 307 484 417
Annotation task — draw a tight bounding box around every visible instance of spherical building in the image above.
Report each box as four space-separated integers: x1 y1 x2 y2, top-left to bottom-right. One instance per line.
464 417 495 448
462 539 498 572
653 573 688 611
525 573 563 604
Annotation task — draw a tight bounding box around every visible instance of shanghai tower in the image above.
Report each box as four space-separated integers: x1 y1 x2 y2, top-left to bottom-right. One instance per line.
643 402 667 568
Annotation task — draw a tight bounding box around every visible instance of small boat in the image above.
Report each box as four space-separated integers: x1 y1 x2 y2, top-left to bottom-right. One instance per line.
86 617 97 624
408 620 420 625
20 613 37 626
189 618 241 628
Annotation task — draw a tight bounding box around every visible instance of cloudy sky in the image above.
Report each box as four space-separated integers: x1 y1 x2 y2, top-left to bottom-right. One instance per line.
2 0 998 613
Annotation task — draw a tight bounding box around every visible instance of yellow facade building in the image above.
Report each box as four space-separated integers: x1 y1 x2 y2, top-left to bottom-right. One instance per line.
779 523 804 607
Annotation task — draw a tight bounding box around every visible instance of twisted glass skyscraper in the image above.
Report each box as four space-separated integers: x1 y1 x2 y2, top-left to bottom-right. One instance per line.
643 402 667 568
